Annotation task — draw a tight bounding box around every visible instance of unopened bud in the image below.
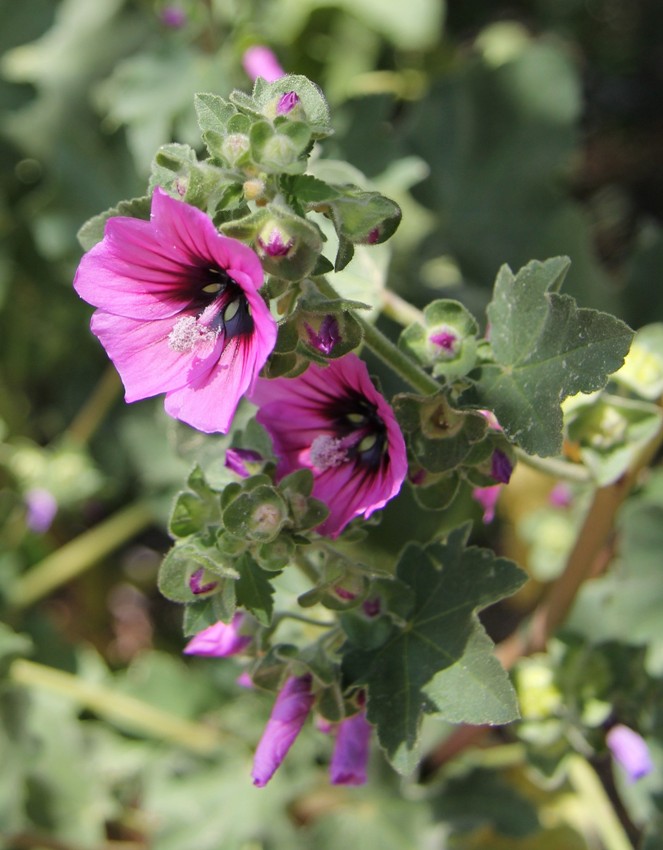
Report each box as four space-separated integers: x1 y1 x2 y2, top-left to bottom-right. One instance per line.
276 91 302 116
257 222 295 258
221 133 250 167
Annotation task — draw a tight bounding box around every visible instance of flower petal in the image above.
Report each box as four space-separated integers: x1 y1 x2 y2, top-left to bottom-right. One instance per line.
330 711 372 785
252 675 314 787
90 310 220 401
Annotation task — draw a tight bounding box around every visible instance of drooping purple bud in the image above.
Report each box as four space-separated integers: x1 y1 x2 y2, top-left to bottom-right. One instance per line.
188 568 219 596
183 613 252 657
242 46 285 82
472 484 501 524
491 449 513 484
366 228 380 244
305 315 340 355
607 724 653 782
252 674 314 787
160 5 187 28
225 447 262 478
24 488 58 533
276 91 301 115
330 710 372 785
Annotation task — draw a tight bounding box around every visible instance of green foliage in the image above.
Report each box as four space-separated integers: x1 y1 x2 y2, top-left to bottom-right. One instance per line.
343 526 526 773
464 257 633 456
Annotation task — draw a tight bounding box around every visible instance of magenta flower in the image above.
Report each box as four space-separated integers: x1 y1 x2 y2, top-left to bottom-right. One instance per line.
74 189 277 433
250 354 408 537
607 724 653 782
252 674 314 787
183 613 252 657
242 45 285 82
330 710 372 785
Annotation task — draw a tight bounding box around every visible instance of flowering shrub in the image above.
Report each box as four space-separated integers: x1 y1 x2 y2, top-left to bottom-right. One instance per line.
3 3 663 846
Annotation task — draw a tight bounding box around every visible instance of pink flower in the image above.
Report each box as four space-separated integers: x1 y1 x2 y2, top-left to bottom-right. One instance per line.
607 724 653 782
250 354 408 537
183 613 252 657
74 189 277 433
252 674 314 787
330 710 372 785
242 46 285 82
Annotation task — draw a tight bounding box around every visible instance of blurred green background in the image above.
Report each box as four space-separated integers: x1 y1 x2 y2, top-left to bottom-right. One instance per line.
1 0 662 847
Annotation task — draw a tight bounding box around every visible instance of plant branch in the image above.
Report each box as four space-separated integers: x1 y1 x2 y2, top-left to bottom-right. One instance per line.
10 501 154 609
9 658 224 754
65 365 122 446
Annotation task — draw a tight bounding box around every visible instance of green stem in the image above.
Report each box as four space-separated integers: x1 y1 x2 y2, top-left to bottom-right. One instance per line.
380 289 425 327
65 365 122 446
9 659 223 754
567 755 635 850
315 277 440 395
514 447 592 483
358 315 441 395
11 501 154 609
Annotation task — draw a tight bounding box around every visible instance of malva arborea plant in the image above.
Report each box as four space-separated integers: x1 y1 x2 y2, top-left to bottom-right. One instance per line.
75 68 635 792
250 354 408 536
74 188 276 433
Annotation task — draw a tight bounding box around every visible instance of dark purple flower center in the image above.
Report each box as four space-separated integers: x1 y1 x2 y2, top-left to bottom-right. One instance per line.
170 267 254 352
320 395 388 471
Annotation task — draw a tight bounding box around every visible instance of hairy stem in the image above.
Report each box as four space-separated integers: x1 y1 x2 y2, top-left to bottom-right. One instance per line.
11 501 154 609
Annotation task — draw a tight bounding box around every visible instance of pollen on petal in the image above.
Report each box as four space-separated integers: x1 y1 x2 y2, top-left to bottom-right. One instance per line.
309 435 348 470
168 316 217 353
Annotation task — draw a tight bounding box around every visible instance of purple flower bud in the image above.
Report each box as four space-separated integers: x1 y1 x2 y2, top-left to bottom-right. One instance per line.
236 671 254 689
607 724 653 782
491 449 513 484
362 597 381 618
276 91 301 115
242 46 285 83
305 315 341 355
252 674 314 787
257 226 294 258
160 5 187 28
429 328 458 356
335 586 357 601
366 227 380 244
188 568 219 596
183 613 252 657
330 710 372 785
472 484 501 524
24 488 58 533
225 447 262 478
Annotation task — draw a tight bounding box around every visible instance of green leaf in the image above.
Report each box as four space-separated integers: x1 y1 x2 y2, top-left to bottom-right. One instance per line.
342 525 526 773
425 626 520 724
76 195 151 251
466 257 633 456
194 92 237 135
235 553 279 625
